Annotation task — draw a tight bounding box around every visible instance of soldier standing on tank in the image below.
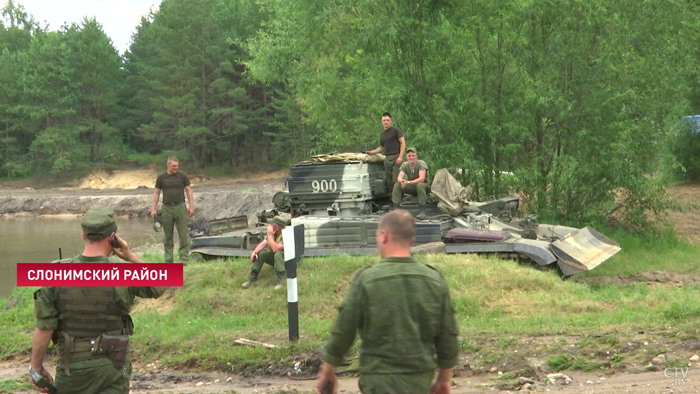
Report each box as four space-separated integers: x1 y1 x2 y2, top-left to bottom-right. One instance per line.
365 112 406 192
241 216 288 290
29 207 166 394
315 210 459 394
150 156 195 264
393 147 431 218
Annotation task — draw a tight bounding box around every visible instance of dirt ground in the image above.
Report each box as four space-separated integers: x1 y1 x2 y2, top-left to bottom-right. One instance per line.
667 181 700 246
1 171 699 393
2 358 700 393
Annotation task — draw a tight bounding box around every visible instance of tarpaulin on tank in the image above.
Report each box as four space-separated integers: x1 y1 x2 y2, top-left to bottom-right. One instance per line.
431 169 473 216
298 152 385 164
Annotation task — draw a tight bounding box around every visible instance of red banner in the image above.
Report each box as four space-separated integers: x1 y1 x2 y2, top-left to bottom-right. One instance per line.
17 263 183 287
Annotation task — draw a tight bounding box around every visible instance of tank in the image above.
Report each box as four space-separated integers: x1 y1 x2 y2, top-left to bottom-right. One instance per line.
191 153 621 276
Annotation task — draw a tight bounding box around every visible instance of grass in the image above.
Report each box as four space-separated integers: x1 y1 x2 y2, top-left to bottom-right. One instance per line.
0 378 32 394
575 227 700 277
2 235 700 376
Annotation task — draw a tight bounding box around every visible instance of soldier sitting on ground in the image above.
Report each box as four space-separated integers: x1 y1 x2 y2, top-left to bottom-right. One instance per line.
241 216 287 290
392 147 431 219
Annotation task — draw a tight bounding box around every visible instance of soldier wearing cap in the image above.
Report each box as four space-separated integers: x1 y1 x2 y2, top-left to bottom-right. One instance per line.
393 147 431 218
29 207 166 394
150 156 195 263
241 216 288 290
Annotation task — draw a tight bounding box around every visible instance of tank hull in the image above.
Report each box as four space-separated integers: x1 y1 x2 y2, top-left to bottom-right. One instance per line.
190 155 621 276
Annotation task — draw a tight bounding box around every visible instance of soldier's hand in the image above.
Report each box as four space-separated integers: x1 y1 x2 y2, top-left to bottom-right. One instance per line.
395 156 403 165
430 379 451 394
187 206 195 217
111 234 129 255
315 362 337 394
268 224 281 236
150 208 157 218
111 234 140 263
29 368 53 393
250 251 258 261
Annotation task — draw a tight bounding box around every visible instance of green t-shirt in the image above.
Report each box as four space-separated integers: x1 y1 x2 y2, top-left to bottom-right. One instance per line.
379 126 404 156
399 160 429 183
321 257 459 375
155 171 191 205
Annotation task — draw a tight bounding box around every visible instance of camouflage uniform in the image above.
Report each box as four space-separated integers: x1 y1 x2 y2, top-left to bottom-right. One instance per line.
321 257 459 394
242 216 287 289
34 254 166 394
251 232 285 274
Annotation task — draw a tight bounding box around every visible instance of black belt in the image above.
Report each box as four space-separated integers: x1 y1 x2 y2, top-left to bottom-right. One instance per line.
164 201 185 207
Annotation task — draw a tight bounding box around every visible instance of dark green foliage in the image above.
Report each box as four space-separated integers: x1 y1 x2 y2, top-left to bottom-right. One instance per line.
0 0 698 230
123 0 310 170
0 6 125 178
246 0 698 230
665 117 700 181
1 0 309 180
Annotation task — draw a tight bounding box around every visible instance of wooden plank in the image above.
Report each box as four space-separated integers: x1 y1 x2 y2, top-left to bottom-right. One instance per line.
233 338 278 349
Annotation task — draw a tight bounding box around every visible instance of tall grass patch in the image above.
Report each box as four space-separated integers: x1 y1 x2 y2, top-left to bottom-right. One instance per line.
576 227 700 277
3 247 700 371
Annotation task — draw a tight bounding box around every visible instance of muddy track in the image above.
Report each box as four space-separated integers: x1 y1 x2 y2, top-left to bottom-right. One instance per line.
2 358 698 393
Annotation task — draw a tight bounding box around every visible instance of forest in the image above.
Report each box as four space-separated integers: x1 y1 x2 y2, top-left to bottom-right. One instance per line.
1 0 699 230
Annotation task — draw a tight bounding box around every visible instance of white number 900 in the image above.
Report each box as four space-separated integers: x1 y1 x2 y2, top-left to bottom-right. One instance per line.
312 179 338 193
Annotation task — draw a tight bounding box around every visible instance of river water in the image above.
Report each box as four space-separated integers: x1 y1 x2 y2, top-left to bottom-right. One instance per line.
0 216 156 299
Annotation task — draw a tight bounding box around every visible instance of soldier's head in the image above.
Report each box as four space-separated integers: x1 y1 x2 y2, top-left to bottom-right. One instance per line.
381 112 393 130
377 210 415 255
81 207 118 244
406 147 418 164
166 156 179 174
268 216 287 235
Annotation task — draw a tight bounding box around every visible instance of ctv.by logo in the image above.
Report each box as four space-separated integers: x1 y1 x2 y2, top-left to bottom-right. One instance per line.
664 367 690 386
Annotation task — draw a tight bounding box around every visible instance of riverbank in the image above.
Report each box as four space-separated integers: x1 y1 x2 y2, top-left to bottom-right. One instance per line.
0 171 287 224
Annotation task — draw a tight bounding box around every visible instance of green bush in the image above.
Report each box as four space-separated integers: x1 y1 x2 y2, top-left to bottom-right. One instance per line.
666 117 700 181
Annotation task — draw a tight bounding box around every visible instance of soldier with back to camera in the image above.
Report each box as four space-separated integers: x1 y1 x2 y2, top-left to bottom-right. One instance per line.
29 207 166 394
316 210 459 394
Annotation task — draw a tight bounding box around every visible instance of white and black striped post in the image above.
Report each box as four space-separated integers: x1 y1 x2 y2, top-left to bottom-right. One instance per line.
282 223 305 341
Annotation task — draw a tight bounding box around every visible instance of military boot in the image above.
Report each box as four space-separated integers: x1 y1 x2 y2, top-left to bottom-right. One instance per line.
274 272 285 290
416 206 427 220
241 270 259 289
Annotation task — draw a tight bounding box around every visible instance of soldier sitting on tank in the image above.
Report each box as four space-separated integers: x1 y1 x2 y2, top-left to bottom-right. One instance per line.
241 216 287 290
393 147 430 219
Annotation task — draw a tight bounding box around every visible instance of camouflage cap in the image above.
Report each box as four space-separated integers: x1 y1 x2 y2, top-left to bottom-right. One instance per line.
269 216 288 228
81 207 118 241
153 217 163 232
406 147 417 154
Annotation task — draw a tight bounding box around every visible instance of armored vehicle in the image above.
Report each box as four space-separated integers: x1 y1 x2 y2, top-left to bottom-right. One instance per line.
191 153 620 276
